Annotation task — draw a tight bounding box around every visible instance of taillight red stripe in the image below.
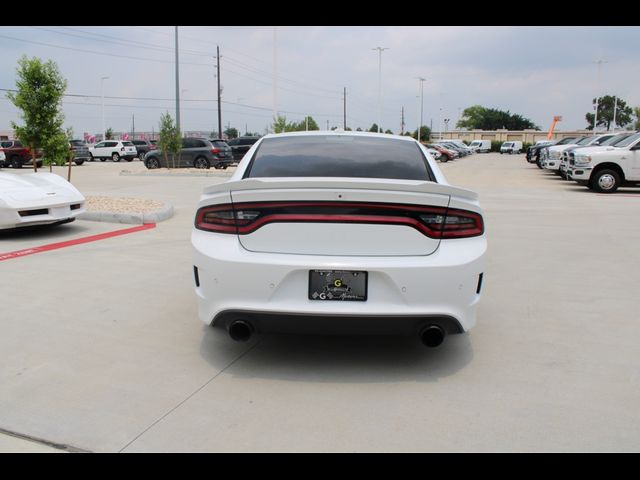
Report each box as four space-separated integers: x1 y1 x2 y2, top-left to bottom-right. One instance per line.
195 201 483 239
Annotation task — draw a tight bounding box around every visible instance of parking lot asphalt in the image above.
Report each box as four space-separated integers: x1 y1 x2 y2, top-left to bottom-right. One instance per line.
1 156 640 452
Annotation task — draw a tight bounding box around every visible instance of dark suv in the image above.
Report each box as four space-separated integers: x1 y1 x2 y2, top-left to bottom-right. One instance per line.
69 139 90 165
131 139 154 160
143 138 233 169
226 136 260 161
0 140 43 168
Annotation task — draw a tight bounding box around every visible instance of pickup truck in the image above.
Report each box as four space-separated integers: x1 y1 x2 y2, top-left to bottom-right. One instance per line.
0 140 43 168
569 131 640 193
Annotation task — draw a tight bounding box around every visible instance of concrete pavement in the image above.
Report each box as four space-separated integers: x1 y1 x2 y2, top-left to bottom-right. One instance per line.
1 157 639 452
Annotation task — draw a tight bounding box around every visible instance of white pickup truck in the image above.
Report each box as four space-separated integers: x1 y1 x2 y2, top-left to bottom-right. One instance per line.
569 132 640 193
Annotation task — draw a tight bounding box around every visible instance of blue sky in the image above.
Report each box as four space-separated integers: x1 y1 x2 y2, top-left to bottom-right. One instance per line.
1 26 639 137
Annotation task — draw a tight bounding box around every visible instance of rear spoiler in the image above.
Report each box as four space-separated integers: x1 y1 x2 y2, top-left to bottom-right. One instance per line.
203 177 478 201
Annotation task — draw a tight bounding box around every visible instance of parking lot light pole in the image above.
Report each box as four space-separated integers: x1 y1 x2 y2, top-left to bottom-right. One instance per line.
100 76 110 142
372 47 389 133
417 77 426 143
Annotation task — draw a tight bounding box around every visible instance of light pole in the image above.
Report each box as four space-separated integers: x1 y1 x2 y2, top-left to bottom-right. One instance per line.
372 47 389 133
592 59 608 135
444 118 450 136
417 77 426 143
100 75 110 142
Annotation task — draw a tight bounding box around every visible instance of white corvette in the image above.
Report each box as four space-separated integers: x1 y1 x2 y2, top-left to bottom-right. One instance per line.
0 172 85 230
192 131 486 347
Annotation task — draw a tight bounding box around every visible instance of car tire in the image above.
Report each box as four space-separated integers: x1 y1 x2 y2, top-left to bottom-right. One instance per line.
100 158 106 162
112 153 120 162
89 154 94 162
126 158 133 162
145 157 161 169
75 160 85 166
592 169 620 193
194 157 210 169
11 156 22 169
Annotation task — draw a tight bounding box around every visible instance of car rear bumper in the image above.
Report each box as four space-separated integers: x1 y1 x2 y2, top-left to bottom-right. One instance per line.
192 230 486 334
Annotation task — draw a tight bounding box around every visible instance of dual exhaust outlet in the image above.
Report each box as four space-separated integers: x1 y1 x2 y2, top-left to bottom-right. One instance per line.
226 320 446 348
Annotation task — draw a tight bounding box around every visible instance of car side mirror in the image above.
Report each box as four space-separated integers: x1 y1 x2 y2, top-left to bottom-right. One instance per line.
631 143 640 151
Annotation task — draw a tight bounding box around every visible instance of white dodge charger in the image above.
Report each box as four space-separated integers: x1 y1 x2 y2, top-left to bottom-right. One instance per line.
0 172 85 230
192 132 486 347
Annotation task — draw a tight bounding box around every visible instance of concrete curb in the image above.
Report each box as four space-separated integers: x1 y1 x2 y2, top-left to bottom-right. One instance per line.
77 203 174 225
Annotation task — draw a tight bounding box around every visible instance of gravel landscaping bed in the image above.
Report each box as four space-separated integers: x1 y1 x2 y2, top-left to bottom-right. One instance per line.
78 196 174 224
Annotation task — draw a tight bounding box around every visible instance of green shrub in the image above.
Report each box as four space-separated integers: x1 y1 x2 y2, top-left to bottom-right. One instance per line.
490 140 502 152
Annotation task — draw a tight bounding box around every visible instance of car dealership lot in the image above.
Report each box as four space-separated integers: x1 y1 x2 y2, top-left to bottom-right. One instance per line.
1 156 640 452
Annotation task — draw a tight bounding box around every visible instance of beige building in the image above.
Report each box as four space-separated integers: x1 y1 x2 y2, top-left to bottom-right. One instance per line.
436 129 593 143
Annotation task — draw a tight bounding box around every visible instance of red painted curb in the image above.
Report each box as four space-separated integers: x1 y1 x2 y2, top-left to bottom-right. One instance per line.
0 223 156 262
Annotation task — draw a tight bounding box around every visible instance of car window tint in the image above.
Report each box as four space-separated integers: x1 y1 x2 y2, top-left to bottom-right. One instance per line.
246 135 435 181
211 141 228 148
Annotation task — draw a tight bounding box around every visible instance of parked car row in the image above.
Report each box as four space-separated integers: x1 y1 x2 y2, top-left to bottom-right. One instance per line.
528 131 640 193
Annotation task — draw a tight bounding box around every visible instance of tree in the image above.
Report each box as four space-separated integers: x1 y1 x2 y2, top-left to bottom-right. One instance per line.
457 105 539 130
272 115 292 133
224 127 238 139
6 55 67 172
384 129 393 134
412 126 431 142
368 123 380 133
105 127 114 140
158 112 181 169
634 107 640 130
585 95 633 130
294 116 319 131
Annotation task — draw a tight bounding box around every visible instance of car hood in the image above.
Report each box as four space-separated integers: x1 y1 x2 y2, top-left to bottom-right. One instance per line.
573 146 622 157
0 172 85 207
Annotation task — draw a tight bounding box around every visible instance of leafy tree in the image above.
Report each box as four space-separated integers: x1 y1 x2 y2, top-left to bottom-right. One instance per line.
585 95 633 130
224 127 238 139
293 116 320 131
6 55 67 172
356 127 363 132
412 126 431 142
457 105 539 130
272 115 292 133
368 123 380 133
158 112 181 169
105 127 114 140
634 107 640 130
384 129 393 134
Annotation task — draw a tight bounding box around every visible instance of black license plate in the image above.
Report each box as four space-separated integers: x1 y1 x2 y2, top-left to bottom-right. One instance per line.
309 270 367 301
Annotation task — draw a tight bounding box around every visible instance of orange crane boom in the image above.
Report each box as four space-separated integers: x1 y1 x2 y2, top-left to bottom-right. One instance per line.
547 116 562 140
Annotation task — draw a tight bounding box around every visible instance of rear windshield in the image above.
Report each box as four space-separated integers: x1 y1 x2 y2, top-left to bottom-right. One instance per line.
122 141 134 146
245 135 435 181
211 141 229 148
70 140 84 146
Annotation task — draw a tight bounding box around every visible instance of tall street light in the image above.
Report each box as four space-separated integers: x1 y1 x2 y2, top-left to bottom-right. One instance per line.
372 46 389 133
417 77 426 142
592 59 608 135
100 75 110 142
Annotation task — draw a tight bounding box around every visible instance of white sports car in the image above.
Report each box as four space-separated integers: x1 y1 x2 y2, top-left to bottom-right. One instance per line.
192 131 486 347
0 172 85 230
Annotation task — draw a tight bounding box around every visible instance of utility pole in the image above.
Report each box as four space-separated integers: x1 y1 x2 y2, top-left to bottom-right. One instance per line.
326 120 329 131
273 27 278 130
216 46 222 139
401 106 405 135
175 26 180 133
612 96 618 131
372 47 389 133
132 114 135 140
343 87 347 130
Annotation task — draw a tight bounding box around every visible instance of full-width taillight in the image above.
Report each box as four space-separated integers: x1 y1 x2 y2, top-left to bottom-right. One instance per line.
195 201 483 239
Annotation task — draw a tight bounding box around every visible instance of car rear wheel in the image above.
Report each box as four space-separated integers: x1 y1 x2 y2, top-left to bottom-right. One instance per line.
112 153 120 162
194 157 210 169
145 157 160 169
75 160 85 166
